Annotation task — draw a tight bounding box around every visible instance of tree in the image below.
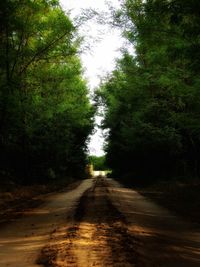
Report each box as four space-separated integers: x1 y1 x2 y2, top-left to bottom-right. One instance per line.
89 155 107 171
97 0 200 184
0 0 94 184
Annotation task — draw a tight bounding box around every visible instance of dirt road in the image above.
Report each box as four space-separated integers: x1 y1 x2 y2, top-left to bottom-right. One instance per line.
0 177 200 267
0 179 93 267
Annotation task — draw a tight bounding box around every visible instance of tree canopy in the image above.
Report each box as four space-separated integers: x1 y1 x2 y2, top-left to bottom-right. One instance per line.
0 0 94 184
97 0 200 184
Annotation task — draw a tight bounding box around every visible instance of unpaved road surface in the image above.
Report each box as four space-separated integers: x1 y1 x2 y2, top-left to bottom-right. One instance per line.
0 177 200 267
0 179 93 267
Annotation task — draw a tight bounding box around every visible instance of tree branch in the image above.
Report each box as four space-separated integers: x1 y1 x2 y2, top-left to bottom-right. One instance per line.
18 31 71 76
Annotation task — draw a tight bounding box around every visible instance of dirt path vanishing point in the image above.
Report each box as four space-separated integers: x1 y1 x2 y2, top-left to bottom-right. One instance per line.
0 176 200 267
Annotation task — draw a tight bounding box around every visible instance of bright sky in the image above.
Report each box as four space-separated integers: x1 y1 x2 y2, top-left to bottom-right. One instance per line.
60 0 125 156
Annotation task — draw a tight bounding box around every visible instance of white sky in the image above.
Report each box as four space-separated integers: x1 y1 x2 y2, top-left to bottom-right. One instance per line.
60 0 125 156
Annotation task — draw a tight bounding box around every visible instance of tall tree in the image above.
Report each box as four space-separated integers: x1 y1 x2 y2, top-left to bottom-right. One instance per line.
0 0 94 184
98 0 200 184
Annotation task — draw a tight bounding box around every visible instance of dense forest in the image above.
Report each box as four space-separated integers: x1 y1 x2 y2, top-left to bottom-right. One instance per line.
1 0 200 187
0 0 94 185
98 0 200 184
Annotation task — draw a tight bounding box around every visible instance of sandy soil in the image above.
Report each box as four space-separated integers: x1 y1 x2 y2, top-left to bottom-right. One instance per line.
0 176 200 267
0 179 94 267
108 178 200 267
43 177 136 267
137 180 200 224
0 180 82 226
38 177 200 267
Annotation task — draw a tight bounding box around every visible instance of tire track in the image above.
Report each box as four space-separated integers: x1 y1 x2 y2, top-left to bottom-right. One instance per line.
39 177 138 267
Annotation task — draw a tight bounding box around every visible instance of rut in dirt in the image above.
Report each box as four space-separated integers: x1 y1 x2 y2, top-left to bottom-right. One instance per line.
38 176 138 267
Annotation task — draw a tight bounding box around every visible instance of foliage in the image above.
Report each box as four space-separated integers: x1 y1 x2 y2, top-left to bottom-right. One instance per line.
97 0 200 184
0 0 94 184
89 155 107 171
